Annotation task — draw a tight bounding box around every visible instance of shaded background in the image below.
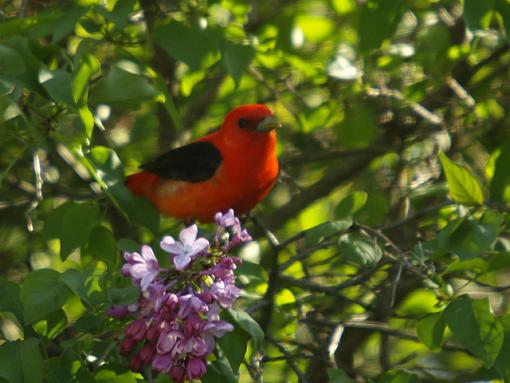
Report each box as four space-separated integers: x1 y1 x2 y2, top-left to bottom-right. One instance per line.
1 0 510 382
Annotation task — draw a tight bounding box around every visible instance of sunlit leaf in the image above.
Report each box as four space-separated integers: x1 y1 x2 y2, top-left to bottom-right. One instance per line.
439 152 485 205
417 312 446 351
335 192 368 218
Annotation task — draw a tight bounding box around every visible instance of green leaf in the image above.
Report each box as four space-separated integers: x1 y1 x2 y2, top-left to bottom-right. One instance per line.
0 75 15 96
220 41 255 86
464 0 495 31
225 309 264 351
494 330 510 381
71 52 100 137
51 5 87 43
497 0 510 43
236 260 268 283
0 95 21 123
106 0 137 30
336 104 378 148
338 233 382 266
304 219 353 247
438 152 485 205
43 201 100 260
489 142 510 203
154 21 219 70
20 269 73 324
218 325 249 372
335 192 368 218
0 338 44 383
0 277 24 325
60 268 90 304
358 0 406 54
33 309 68 340
94 369 138 383
0 45 26 76
202 358 237 383
84 225 116 266
108 286 140 306
416 312 446 351
445 295 504 367
90 64 160 104
328 368 356 383
376 370 420 383
1 36 42 92
39 68 74 105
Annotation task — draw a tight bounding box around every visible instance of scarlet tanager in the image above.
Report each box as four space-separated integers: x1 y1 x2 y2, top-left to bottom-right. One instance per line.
126 104 280 222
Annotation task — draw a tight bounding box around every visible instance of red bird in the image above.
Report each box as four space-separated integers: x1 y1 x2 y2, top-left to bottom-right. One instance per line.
126 104 280 222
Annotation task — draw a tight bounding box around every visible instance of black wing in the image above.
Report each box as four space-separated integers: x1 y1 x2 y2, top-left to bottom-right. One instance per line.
141 141 222 182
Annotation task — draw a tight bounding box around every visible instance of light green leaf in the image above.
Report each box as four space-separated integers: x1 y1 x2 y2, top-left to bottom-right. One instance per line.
416 312 446 350
439 152 484 205
94 369 138 383
335 192 368 218
20 269 73 324
489 142 510 203
376 370 420 383
0 95 21 123
445 295 504 367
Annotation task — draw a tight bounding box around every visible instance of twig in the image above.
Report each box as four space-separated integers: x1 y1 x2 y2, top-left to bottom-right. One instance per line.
266 336 308 383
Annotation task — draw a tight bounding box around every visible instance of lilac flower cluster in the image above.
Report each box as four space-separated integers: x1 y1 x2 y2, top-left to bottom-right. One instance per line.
107 210 251 382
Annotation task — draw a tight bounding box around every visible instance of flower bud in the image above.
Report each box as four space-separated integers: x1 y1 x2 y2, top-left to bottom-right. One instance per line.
139 343 155 362
169 364 186 383
187 357 207 380
129 354 144 372
120 336 136 355
125 319 147 341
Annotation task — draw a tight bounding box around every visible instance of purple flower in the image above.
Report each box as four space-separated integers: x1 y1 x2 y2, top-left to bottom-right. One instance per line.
157 330 183 354
178 294 208 318
169 364 186 383
187 357 207 380
204 320 234 337
125 318 147 341
215 209 238 227
121 245 161 290
161 225 209 271
210 281 241 308
152 353 173 372
106 304 130 318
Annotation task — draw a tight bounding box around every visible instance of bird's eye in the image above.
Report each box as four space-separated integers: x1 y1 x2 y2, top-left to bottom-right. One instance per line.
238 118 248 129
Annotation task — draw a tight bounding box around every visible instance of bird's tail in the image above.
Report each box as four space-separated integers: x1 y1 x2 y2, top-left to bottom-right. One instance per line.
125 172 160 197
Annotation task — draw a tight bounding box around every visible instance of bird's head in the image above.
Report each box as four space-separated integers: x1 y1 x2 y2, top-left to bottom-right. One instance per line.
220 104 281 140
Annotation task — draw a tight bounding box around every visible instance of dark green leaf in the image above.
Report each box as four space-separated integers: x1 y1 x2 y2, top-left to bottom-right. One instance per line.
107 0 137 30
51 5 87 43
220 41 255 86
376 370 420 383
416 312 446 350
154 21 218 70
90 64 160 104
304 219 352 247
202 358 237 383
328 368 356 383
71 52 100 137
33 309 68 340
338 233 382 266
0 338 44 383
0 75 15 96
335 192 368 218
39 69 74 105
60 268 90 304
84 225 116 266
464 0 495 31
225 309 264 351
497 0 510 42
20 269 73 324
336 104 378 148
0 45 26 76
494 330 510 381
358 0 406 53
108 286 140 306
0 277 24 325
445 295 504 367
218 326 249 372
489 142 510 203
236 260 268 283
439 152 484 205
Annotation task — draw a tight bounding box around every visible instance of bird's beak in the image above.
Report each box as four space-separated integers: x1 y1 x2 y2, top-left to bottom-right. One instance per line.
256 116 281 132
